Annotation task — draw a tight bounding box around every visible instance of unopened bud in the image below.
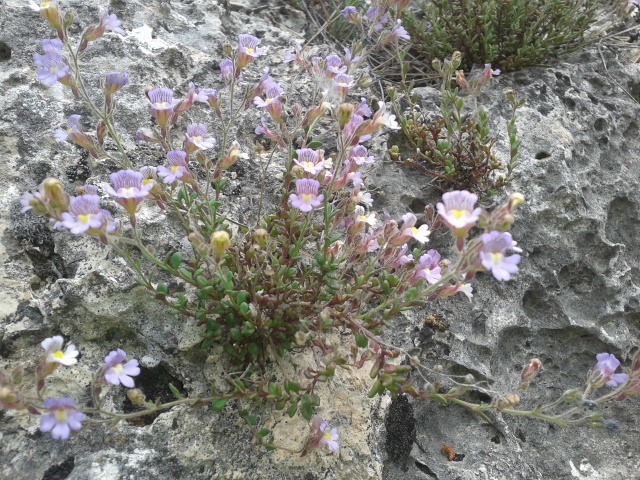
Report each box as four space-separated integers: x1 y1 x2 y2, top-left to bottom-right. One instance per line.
217 142 246 172
337 103 355 129
136 128 159 143
434 365 444 374
0 386 17 404
519 358 541 389
463 374 475 384
223 42 233 58
431 58 442 73
126 388 146 406
294 331 308 346
496 393 520 410
253 228 268 247
210 231 230 260
508 193 525 210
41 178 70 211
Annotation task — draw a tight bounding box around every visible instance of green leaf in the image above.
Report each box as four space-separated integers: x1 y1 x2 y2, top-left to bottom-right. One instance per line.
241 410 258 426
169 252 182 269
258 428 270 438
168 383 183 399
355 333 369 348
287 402 298 418
156 283 168 295
211 398 229 411
307 140 322 149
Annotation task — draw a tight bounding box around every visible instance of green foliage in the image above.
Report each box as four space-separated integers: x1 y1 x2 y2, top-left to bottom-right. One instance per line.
404 0 599 72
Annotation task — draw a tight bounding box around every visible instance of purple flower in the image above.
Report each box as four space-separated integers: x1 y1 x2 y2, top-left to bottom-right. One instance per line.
103 170 152 216
34 52 70 87
102 349 140 388
333 73 353 96
104 71 128 95
479 231 521 281
436 190 483 237
60 195 104 234
253 82 284 108
236 34 266 68
592 353 629 388
318 419 339 452
392 212 430 245
289 179 323 213
99 8 126 36
414 249 442 284
157 150 190 185
41 38 63 54
349 145 374 166
54 114 82 142
355 97 371 117
147 87 179 111
294 148 325 175
40 398 84 440
219 58 234 83
385 19 410 43
185 123 216 151
324 54 346 76
341 6 358 21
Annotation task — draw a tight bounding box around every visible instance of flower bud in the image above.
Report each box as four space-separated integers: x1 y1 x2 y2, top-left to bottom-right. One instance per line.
253 228 268 248
496 393 520 410
136 128 160 143
463 374 475 384
127 388 146 406
337 103 355 129
519 358 541 389
508 193 525 210
294 331 308 346
41 178 70 212
0 386 17 405
104 71 129 96
216 142 246 172
210 231 230 260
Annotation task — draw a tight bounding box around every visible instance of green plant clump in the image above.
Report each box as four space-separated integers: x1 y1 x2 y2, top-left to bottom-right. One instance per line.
404 0 600 72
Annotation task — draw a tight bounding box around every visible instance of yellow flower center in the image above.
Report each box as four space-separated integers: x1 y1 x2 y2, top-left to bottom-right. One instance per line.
41 1 51 7
323 431 332 442
489 252 503 265
120 187 135 195
423 268 431 276
170 165 181 174
155 101 169 108
410 227 418 234
142 179 154 186
191 135 202 144
360 215 368 222
451 209 466 219
245 47 255 55
303 162 313 168
54 410 68 422
302 194 312 203
112 364 124 374
77 214 91 224
52 350 64 359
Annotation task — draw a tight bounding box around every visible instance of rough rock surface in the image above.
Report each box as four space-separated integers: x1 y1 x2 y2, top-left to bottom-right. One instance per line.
1 0 639 479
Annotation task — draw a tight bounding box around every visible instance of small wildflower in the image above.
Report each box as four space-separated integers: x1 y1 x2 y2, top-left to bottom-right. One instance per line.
98 8 126 36
436 190 483 238
219 58 234 83
147 87 180 128
333 73 353 97
236 34 266 69
349 145 375 166
34 52 69 87
384 19 410 43
54 115 96 157
324 54 346 76
41 336 78 366
413 249 442 284
102 349 140 388
391 212 430 245
185 123 216 152
341 6 358 21
40 398 84 440
253 82 284 108
519 358 542 389
319 421 339 452
157 150 190 185
294 148 325 175
304 416 339 455
354 205 377 227
104 71 128 96
41 38 63 54
289 179 324 213
210 230 231 260
102 170 152 218
479 231 521 281
59 194 104 235
355 190 373 207
590 353 629 388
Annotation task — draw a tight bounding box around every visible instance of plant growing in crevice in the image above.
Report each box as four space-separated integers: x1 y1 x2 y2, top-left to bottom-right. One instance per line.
403 0 600 73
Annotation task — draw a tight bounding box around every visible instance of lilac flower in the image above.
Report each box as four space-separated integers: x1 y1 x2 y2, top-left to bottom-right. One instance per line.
147 87 180 128
318 419 339 452
366 7 390 31
356 233 380 253
348 171 364 188
104 71 128 95
333 73 353 96
34 52 70 86
60 195 104 235
157 150 190 185
392 213 430 245
41 336 78 366
253 82 284 108
102 349 140 388
236 34 266 69
41 38 63 54
384 19 410 43
40 398 84 440
185 123 216 152
355 97 372 117
479 231 521 281
54 114 82 142
436 190 483 238
98 8 126 36
283 43 305 66
324 54 346 76
294 148 325 175
355 190 373 207
219 58 234 83
414 249 442 284
483 63 501 78
341 6 358 20
349 145 374 166
591 353 629 388
391 244 413 268
289 179 324 213
343 47 361 66
195 87 217 104
103 170 152 216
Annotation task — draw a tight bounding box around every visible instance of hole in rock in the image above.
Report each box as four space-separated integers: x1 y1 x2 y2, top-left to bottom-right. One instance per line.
414 460 437 477
122 363 187 426
535 151 550 160
385 394 416 461
0 41 11 61
41 457 75 480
